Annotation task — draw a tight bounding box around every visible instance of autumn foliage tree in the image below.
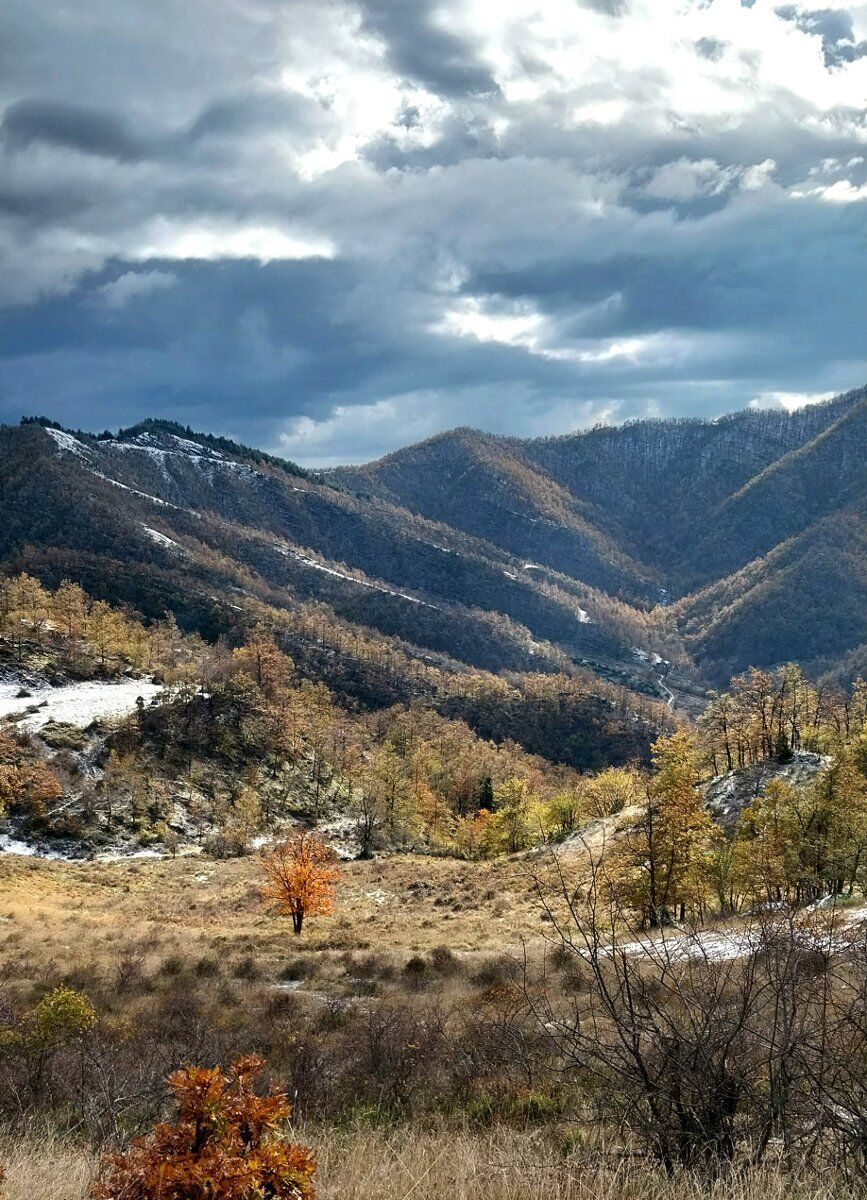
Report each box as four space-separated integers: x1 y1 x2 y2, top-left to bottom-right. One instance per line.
261 831 339 934
607 730 719 926
0 731 62 822
92 1054 315 1200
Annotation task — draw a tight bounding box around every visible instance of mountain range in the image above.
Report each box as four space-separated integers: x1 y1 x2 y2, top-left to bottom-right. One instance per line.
2 382 865 724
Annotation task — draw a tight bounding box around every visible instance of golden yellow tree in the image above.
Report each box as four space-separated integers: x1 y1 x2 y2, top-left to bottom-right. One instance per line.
582 766 644 819
608 730 718 926
261 830 339 934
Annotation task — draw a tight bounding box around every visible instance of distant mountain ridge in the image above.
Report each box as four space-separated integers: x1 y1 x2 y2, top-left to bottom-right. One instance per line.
330 384 867 682
4 384 866 703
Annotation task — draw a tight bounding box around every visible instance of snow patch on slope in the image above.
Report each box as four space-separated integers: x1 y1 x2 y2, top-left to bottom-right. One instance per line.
113 432 218 462
633 647 664 666
141 524 185 553
89 469 176 508
612 908 867 964
704 751 831 825
0 834 75 861
275 546 440 609
44 428 92 460
0 680 162 731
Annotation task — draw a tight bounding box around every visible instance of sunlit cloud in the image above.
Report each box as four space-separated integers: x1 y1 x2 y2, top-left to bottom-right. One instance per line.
751 390 838 412
132 221 336 263
435 296 546 349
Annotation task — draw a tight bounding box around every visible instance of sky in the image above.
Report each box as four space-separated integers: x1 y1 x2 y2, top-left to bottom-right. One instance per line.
1 0 865 466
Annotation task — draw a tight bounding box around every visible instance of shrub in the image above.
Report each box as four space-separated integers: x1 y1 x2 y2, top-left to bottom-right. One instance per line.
91 1054 316 1200
403 957 428 991
429 945 461 975
158 955 185 979
232 955 262 982
34 986 97 1045
471 955 516 989
192 955 220 979
39 721 90 751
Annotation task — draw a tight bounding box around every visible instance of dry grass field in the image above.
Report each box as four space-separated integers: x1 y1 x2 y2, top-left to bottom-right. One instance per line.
0 849 581 1027
0 807 637 991
0 849 561 991
0 1125 849 1200
2 832 853 1199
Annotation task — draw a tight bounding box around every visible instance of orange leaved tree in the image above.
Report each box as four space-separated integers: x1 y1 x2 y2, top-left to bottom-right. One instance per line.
261 831 339 935
91 1054 315 1200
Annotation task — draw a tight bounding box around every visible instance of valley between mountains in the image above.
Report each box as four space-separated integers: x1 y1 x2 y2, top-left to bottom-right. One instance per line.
2 391 867 1197
1 387 866 859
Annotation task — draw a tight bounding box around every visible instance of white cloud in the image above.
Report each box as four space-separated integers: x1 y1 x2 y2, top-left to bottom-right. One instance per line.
751 390 837 412
644 159 738 202
812 179 867 203
790 178 867 202
434 296 724 372
132 220 336 263
277 398 442 466
95 269 177 308
435 296 546 349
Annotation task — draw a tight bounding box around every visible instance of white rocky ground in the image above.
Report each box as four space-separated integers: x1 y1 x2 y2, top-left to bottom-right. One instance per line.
0 679 162 732
703 750 830 824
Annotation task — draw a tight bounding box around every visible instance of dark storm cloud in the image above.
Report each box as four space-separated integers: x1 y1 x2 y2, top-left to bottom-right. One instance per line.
1 100 146 161
1 90 327 166
357 0 501 97
0 0 865 463
186 91 325 143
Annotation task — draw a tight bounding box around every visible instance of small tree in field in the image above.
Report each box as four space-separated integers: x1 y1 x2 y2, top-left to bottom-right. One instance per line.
261 831 338 934
92 1054 315 1200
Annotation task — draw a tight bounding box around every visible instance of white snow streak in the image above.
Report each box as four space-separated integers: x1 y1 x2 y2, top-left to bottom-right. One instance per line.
275 546 439 609
141 524 184 553
0 680 162 730
44 428 91 460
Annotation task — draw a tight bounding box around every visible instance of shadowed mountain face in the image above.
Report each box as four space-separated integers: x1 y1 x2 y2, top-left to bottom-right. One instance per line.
2 383 866 706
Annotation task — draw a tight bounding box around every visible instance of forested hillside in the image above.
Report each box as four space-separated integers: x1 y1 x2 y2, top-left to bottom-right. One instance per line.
332 385 867 683
1 386 865 733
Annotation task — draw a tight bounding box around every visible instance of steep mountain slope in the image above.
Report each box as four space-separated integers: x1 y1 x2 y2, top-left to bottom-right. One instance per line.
334 390 862 593
1 423 616 663
680 391 867 586
4 384 866 696
676 502 867 682
0 419 679 739
331 386 867 681
522 392 863 585
333 427 660 601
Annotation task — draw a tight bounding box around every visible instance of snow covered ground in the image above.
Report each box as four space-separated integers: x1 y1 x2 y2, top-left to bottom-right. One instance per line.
0 679 162 731
605 906 867 963
141 524 187 554
704 751 830 824
617 927 764 962
0 834 73 860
